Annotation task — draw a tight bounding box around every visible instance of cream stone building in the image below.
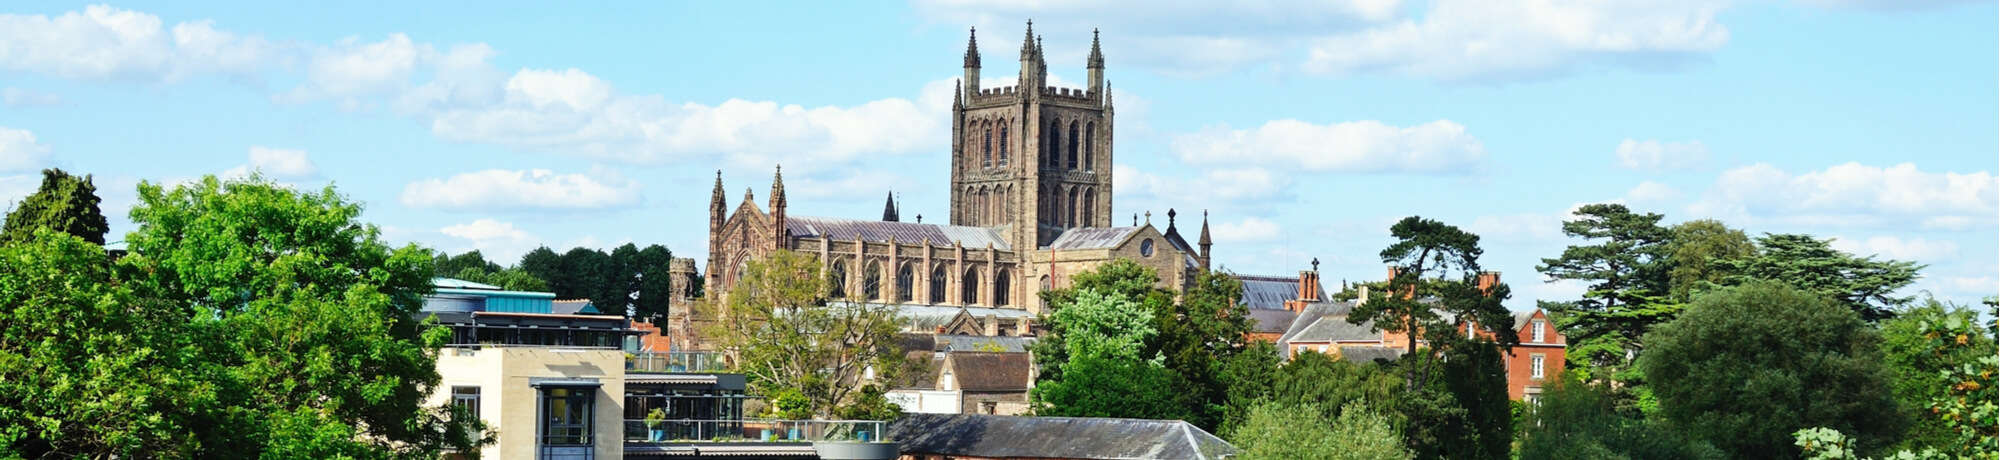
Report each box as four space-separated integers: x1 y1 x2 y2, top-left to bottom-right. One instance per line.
702 23 1213 331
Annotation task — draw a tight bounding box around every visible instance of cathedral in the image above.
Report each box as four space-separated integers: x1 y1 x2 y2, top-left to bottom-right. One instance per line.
700 23 1211 335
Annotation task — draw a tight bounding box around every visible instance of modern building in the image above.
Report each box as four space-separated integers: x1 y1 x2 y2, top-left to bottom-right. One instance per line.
419 279 891 460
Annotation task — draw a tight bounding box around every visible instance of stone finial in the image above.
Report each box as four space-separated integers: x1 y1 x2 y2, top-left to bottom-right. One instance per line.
1132 213 1138 226
882 191 900 222
1167 208 1177 231
964 26 981 68
1087 28 1105 69
1020 20 1036 58
769 165 786 210
1198 210 1212 246
1144 210 1151 226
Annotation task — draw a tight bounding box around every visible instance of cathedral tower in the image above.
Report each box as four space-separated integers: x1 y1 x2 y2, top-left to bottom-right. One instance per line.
950 22 1114 250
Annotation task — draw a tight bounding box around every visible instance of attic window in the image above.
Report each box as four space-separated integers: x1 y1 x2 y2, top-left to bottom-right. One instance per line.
1532 319 1547 343
1140 239 1155 257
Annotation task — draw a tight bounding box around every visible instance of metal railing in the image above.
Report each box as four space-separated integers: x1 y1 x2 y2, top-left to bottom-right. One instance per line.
623 419 890 443
626 351 728 373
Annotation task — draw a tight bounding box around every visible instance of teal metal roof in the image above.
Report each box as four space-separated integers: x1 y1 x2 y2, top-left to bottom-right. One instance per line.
432 277 504 290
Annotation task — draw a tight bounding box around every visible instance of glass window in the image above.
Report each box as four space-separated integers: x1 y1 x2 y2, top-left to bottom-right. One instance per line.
864 261 882 301
829 261 847 299
1531 355 1545 379
962 267 981 305
897 263 915 303
1140 239 1155 257
930 266 947 304
541 387 594 446
452 386 481 420
994 270 1011 307
1532 320 1547 343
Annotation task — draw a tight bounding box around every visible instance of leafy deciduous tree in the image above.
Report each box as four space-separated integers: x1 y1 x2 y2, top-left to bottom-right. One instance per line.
699 249 908 419
0 168 110 246
1232 401 1412 460
1664 219 1755 302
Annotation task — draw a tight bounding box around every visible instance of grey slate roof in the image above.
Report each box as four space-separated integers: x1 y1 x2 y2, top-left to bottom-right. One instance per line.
1235 274 1326 310
784 215 1009 250
1277 301 1356 344
891 304 1035 332
1513 310 1538 330
1047 226 1140 250
937 334 1036 353
892 413 1240 460
948 352 1033 392
1340 346 1407 363
1288 315 1384 342
1246 308 1298 335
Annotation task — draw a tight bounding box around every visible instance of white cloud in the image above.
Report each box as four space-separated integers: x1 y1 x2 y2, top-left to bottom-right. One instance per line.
1519 277 1590 305
0 127 52 173
1936 276 1996 296
1616 139 1710 172
223 146 320 180
1304 0 1730 82
2 88 63 106
915 1 1399 77
1688 162 1998 230
1114 165 1292 215
0 174 41 208
1625 180 1683 204
438 219 540 263
791 169 921 200
1213 217 1284 243
1794 0 1988 11
0 5 283 82
1469 212 1566 243
401 168 643 212
1829 236 1959 263
1173 119 1487 175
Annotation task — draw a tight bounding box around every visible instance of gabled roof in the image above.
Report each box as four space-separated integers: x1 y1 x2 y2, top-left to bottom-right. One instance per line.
947 352 1032 392
937 335 1035 353
1047 226 1141 250
892 414 1239 460
1278 301 1355 344
1246 309 1298 335
1288 314 1384 343
784 215 1009 250
1235 274 1325 310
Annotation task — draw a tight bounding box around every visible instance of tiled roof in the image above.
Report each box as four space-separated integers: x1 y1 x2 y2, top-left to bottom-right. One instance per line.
1235 274 1325 310
938 335 1036 353
784 215 1009 250
1047 226 1140 250
1278 301 1355 344
892 414 1239 460
1288 315 1383 343
1246 309 1298 335
948 352 1033 392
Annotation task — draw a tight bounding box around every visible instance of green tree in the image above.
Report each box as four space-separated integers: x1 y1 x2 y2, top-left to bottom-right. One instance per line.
123 174 481 457
0 230 198 458
632 244 677 320
1030 258 1176 384
1718 233 1922 322
1 168 110 245
1536 204 1680 385
1878 297 1998 458
1433 340 1514 460
1665 219 1755 302
1152 269 1257 429
433 250 502 278
1518 377 1723 460
1030 286 1196 419
1640 280 1907 458
699 250 908 418
1263 351 1402 430
1231 401 1412 460
519 246 563 290
453 266 550 292
1350 216 1516 392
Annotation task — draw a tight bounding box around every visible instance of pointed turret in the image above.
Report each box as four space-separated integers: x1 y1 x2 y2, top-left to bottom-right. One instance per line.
963 27 981 99
1019 20 1041 91
1087 28 1105 95
1198 210 1213 270
882 191 900 222
709 170 726 262
770 166 787 251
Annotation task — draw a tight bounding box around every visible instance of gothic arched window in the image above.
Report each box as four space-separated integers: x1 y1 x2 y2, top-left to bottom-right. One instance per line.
1082 187 1096 228
982 123 993 168
1047 120 1062 169
896 263 914 302
1067 187 1081 228
994 269 1011 306
962 267 981 305
930 265 947 304
1084 122 1095 171
829 260 848 299
1067 122 1080 170
864 260 882 301
1040 275 1052 309
999 125 1010 165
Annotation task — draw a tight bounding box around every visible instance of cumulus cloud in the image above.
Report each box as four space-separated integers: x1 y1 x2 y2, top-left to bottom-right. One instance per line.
1173 119 1487 175
1829 236 1959 263
438 219 540 262
790 169 923 201
1213 216 1283 243
919 0 1733 82
0 5 284 82
1114 165 1292 215
1616 139 1710 172
223 146 320 180
1688 162 1997 230
2 88 63 106
402 168 643 212
1469 212 1566 243
0 127 52 173
1794 0 1988 11
1304 0 1729 82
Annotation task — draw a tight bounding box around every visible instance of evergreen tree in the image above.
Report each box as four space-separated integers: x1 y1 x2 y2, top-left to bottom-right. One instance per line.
1536 203 1678 385
1717 233 1922 322
1 168 110 245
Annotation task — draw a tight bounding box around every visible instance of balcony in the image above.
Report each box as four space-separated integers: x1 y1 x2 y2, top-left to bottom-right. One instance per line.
622 419 898 460
627 351 728 374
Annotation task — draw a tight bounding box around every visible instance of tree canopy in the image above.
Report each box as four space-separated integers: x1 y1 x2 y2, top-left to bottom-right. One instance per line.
699 249 908 419
1536 204 1680 385
1641 280 1907 458
1350 216 1515 392
1 168 110 246
1717 233 1922 322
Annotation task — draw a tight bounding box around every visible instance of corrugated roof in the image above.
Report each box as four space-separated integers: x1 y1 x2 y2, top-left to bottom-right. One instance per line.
785 215 1008 250
1047 227 1140 250
433 277 503 290
892 414 1239 460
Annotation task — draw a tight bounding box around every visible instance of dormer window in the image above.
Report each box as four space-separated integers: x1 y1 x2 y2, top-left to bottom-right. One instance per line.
1532 319 1547 343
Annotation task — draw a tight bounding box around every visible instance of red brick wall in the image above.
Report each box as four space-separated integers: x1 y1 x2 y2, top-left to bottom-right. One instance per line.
1503 310 1566 401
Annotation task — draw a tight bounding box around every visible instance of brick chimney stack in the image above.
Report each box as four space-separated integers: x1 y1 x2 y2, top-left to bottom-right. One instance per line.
1477 271 1500 295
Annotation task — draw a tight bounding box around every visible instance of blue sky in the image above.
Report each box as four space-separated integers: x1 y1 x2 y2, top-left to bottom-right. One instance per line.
0 1 1993 309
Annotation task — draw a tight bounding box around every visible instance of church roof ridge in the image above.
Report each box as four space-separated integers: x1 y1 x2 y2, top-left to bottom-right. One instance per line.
784 215 1009 250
